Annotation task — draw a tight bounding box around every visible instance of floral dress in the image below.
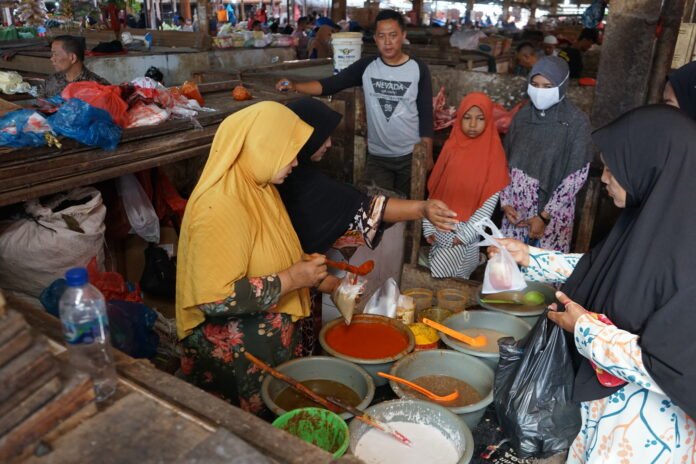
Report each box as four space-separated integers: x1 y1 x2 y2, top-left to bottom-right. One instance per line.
501 165 589 253
523 248 696 464
180 275 301 418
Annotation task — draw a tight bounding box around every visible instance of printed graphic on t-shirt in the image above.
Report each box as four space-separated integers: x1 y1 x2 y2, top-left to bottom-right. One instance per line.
370 78 411 121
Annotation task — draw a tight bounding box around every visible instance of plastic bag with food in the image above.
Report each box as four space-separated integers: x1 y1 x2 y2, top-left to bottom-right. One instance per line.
473 218 527 294
331 273 367 324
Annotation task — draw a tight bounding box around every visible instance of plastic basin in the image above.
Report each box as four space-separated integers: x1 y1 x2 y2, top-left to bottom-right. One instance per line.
348 399 474 464
319 314 415 387
477 280 556 327
261 355 375 420
272 407 349 458
389 349 494 429
439 310 532 369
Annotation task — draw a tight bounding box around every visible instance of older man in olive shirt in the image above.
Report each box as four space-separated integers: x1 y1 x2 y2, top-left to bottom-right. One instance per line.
38 35 110 98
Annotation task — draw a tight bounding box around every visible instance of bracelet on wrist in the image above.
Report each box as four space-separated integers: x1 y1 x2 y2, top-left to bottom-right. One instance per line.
538 213 550 225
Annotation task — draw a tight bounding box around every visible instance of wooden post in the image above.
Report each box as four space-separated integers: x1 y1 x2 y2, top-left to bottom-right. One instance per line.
466 0 474 19
502 0 511 22
529 0 537 24
331 0 345 23
647 0 687 103
197 0 210 35
590 0 662 129
413 0 423 26
550 0 558 15
181 0 191 20
406 141 427 265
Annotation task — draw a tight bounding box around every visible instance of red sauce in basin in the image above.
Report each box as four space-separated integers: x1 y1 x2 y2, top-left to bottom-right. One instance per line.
325 322 409 359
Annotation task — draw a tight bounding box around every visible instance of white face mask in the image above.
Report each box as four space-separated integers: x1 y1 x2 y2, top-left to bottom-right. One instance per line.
527 73 569 112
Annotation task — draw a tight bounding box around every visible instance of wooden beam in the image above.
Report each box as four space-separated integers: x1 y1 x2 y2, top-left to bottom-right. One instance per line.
647 0 687 103
331 0 346 23
590 0 662 129
197 0 210 36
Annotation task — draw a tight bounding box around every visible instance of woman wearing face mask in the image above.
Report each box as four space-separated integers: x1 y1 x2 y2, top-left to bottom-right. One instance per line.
176 102 335 417
490 105 696 464
501 56 592 252
424 93 510 279
663 61 696 120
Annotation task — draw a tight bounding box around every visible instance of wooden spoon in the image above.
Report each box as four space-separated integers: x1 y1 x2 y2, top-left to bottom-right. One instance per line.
422 318 487 348
325 259 375 276
377 372 459 402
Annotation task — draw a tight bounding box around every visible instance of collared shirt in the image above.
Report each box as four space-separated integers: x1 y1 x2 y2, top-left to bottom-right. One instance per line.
38 66 111 98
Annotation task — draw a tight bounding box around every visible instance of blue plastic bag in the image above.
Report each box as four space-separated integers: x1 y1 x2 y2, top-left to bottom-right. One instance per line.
0 109 49 147
48 98 121 150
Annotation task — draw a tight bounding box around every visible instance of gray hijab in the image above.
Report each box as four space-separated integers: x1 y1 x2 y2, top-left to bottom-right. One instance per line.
504 56 592 210
529 56 570 100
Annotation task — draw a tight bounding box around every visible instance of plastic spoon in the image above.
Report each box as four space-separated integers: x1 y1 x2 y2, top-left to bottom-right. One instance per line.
422 318 487 348
325 259 375 276
481 290 545 306
377 372 460 402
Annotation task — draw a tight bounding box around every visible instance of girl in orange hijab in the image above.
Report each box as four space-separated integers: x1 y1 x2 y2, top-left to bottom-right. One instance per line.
424 92 510 279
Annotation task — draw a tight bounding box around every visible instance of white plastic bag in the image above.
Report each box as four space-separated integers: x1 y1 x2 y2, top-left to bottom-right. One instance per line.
0 187 106 297
473 218 527 294
331 273 367 324
116 174 160 243
363 278 400 318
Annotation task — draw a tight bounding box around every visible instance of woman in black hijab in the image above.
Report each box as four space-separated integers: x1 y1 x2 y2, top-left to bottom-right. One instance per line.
664 61 696 120
491 105 696 463
278 97 456 256
278 98 456 355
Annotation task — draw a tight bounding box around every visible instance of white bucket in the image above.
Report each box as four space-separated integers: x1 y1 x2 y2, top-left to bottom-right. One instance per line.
331 32 363 74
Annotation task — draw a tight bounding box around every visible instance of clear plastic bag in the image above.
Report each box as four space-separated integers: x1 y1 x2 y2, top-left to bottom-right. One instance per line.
494 312 581 458
473 218 527 294
363 277 399 318
331 273 367 324
116 174 160 243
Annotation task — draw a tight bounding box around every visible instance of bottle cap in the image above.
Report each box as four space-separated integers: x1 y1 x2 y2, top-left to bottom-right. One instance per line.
65 267 88 287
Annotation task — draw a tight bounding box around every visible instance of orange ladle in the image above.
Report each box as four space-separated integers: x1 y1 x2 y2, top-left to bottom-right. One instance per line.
422 318 487 348
377 372 459 402
326 259 375 276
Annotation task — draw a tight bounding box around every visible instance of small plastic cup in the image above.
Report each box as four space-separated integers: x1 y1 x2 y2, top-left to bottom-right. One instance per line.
436 288 468 313
403 288 434 312
272 407 349 458
418 307 453 324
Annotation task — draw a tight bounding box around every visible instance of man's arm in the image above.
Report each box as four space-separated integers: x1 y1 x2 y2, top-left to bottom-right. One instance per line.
275 57 373 96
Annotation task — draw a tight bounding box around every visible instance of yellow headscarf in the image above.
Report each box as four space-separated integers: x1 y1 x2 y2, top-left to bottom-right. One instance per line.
176 101 314 340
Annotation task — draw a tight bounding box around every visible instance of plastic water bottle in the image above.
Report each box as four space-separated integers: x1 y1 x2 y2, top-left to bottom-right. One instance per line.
59 268 117 402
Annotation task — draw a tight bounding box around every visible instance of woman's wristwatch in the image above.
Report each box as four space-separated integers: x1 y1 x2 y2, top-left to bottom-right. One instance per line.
538 212 551 225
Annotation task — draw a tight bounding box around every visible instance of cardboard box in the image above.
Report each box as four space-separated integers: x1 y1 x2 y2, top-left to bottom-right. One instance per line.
672 23 696 69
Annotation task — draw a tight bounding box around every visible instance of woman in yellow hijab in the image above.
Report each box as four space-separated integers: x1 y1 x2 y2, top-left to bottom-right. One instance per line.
177 101 330 416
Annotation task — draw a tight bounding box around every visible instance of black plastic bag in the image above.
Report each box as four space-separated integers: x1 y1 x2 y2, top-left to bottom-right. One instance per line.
494 310 581 459
140 244 176 298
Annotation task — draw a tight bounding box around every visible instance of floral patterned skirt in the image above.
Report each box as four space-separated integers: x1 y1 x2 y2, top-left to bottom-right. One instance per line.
180 311 301 419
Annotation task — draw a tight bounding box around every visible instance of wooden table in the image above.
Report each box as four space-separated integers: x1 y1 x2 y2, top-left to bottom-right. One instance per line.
6 296 362 464
0 81 293 207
